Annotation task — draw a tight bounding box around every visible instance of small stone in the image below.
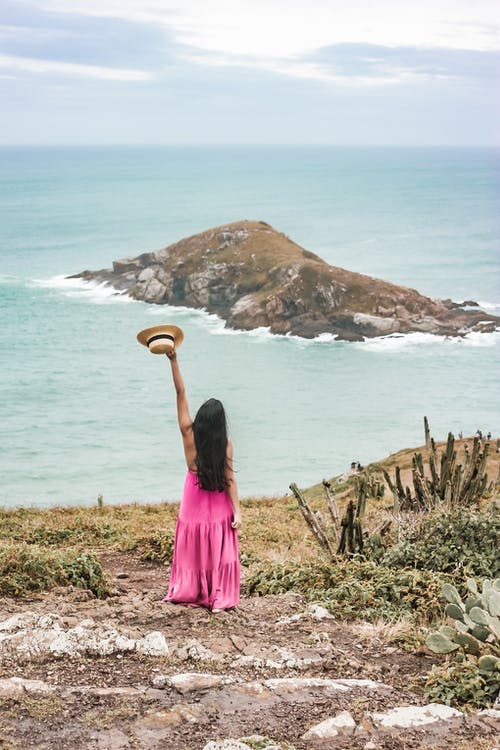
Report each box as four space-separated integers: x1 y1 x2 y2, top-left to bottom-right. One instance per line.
307 604 334 620
116 572 129 579
364 742 378 750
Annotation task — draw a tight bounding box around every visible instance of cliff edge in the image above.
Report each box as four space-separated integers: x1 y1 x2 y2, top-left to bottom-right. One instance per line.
72 220 499 340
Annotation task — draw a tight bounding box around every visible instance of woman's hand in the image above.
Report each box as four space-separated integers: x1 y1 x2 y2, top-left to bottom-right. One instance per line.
231 510 242 530
166 349 177 360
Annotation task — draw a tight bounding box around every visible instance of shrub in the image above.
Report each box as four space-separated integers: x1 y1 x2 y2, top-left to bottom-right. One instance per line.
381 511 500 578
424 654 500 708
0 543 109 598
245 559 447 622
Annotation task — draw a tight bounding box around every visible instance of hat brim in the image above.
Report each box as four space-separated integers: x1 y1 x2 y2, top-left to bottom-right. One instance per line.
136 324 184 349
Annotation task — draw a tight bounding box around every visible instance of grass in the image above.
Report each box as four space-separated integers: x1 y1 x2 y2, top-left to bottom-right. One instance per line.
0 437 498 604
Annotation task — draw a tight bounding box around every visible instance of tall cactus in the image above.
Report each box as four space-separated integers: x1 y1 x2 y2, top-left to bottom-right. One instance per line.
290 476 374 558
384 418 491 512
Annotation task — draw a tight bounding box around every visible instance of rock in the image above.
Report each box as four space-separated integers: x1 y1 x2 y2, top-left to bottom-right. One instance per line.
138 703 205 728
168 673 234 695
277 603 334 625
136 631 169 657
369 703 464 729
0 677 56 698
174 638 219 662
264 677 350 693
70 220 500 341
336 678 381 690
0 612 169 661
475 708 500 731
307 604 334 620
302 710 357 739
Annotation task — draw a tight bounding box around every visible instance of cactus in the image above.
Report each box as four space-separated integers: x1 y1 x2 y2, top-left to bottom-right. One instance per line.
384 418 491 512
478 654 500 673
426 577 500 658
290 475 380 559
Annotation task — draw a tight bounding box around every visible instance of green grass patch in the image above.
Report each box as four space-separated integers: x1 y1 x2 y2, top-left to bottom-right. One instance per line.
0 543 110 598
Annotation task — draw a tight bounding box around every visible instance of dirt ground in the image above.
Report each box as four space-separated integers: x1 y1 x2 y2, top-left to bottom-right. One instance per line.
0 552 498 750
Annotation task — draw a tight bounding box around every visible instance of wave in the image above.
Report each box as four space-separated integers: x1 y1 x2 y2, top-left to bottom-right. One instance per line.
30 275 500 348
0 274 17 284
477 300 500 313
30 275 134 304
355 329 500 352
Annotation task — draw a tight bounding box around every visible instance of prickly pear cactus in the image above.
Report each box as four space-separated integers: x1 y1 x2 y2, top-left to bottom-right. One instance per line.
426 578 500 658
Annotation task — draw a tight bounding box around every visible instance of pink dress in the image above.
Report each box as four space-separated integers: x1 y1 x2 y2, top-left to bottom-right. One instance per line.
164 470 240 610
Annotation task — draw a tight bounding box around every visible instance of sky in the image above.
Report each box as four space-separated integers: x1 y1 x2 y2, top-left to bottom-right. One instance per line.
0 0 499 145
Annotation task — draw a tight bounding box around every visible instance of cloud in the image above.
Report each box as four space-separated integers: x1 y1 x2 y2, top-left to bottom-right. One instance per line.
180 52 442 87
23 0 499 86
0 53 153 80
35 0 500 55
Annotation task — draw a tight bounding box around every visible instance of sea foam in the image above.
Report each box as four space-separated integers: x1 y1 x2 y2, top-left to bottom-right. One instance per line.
31 276 500 348
30 275 133 304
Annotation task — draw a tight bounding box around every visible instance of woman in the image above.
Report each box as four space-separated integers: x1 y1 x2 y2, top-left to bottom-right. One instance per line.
163 349 241 612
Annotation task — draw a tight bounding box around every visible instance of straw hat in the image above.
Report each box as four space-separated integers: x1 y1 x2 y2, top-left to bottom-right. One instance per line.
136 324 184 355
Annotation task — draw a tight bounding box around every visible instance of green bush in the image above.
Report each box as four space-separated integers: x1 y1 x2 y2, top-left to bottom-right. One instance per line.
0 543 109 598
381 511 500 578
245 559 447 622
425 654 500 708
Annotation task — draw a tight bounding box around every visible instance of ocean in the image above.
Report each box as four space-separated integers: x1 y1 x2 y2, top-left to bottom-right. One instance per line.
0 146 499 508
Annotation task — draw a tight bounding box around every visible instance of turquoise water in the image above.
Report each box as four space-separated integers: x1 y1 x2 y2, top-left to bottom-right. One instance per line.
1 147 499 507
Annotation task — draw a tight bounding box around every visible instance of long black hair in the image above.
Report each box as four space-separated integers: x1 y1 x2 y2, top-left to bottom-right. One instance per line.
192 398 229 492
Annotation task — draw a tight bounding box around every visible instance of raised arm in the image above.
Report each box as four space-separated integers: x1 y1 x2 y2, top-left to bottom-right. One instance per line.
166 351 195 468
226 439 242 529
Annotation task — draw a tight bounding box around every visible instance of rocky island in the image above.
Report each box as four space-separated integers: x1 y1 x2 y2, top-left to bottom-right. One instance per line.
72 220 499 340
